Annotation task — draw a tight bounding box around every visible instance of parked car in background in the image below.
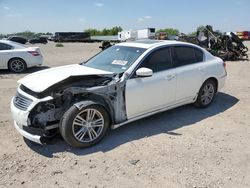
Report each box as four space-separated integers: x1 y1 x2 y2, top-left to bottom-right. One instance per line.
0 40 43 72
54 32 91 42
29 37 48 44
236 31 250 40
11 40 227 148
40 34 54 41
7 36 27 44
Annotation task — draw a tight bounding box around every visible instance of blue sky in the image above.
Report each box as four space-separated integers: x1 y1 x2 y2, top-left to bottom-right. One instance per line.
0 0 250 34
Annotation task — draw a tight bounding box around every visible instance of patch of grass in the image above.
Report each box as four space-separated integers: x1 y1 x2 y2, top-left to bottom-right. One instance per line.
55 43 64 47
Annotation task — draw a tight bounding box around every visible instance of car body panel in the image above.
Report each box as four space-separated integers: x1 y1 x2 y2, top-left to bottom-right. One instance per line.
126 68 176 119
18 64 114 92
174 62 204 102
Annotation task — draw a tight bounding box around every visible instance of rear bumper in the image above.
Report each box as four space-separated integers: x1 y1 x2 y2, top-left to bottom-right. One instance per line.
27 56 43 68
218 74 227 91
14 121 42 144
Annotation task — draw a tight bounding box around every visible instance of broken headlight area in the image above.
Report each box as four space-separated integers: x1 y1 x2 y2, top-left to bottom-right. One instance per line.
27 90 74 137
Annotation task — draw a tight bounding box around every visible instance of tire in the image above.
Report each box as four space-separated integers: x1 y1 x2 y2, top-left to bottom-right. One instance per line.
59 101 110 148
194 79 216 108
8 58 27 73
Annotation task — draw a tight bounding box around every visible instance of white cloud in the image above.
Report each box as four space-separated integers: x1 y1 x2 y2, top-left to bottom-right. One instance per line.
95 3 104 7
3 6 10 10
77 18 86 23
5 13 22 18
138 18 144 22
144 16 152 19
137 16 152 22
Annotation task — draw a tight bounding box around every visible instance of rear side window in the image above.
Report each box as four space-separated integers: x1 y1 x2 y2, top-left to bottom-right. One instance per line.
138 47 172 73
0 43 13 50
172 46 203 67
194 48 204 62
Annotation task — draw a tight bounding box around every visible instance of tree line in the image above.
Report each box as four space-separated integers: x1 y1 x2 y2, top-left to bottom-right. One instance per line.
84 26 123 36
0 26 221 39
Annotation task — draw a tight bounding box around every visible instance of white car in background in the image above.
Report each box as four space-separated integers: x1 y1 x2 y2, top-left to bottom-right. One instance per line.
11 40 227 148
0 40 43 73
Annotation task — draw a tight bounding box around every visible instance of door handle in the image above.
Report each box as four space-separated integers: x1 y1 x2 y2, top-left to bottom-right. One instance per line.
165 74 175 81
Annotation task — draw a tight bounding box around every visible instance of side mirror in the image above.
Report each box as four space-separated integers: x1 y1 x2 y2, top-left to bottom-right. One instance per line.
136 67 153 77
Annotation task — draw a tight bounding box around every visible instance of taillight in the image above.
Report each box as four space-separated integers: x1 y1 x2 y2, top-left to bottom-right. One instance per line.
223 62 226 68
28 51 40 56
223 62 227 74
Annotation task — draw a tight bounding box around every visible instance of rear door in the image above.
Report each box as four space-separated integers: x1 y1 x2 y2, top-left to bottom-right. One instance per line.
0 43 13 69
171 46 205 102
125 47 176 119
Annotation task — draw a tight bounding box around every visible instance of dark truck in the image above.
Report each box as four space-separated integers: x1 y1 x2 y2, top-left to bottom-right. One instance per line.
54 32 91 42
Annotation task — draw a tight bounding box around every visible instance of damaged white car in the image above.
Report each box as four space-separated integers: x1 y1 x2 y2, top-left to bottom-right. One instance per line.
11 40 227 148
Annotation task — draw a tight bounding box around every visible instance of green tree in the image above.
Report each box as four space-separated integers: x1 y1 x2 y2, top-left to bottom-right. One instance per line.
196 25 206 32
102 28 109 35
84 26 123 36
157 28 180 36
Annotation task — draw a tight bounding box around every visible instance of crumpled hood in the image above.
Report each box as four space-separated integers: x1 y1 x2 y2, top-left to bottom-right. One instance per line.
18 64 113 93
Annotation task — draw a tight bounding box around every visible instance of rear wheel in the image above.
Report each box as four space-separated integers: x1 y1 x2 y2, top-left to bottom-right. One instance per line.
59 102 110 148
195 80 216 108
8 58 27 73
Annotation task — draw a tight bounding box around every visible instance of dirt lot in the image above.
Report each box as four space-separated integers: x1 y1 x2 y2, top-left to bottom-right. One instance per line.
0 41 250 188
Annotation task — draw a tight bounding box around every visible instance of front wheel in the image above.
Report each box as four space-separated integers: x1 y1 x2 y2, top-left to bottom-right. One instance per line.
59 102 110 148
194 80 216 108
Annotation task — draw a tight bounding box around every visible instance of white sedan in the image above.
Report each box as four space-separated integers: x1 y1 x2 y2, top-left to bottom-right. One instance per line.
11 40 227 148
0 40 43 73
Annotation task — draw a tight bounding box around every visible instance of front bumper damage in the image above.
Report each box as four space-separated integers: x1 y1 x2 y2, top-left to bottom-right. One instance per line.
11 87 53 145
14 121 43 144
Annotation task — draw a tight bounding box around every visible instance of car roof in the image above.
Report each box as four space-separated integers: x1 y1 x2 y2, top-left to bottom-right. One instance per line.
117 39 201 49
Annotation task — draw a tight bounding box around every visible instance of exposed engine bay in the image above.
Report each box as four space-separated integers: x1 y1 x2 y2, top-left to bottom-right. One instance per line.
19 74 127 137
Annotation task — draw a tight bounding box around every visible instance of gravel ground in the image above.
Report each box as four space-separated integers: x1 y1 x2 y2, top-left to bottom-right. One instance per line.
0 41 249 188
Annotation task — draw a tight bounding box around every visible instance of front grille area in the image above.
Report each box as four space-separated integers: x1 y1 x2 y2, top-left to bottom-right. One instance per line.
14 92 33 111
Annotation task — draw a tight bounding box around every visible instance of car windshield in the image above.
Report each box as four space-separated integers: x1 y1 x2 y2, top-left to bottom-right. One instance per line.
84 45 146 74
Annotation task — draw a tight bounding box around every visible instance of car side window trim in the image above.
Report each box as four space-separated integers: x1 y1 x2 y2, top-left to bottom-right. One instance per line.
0 43 13 51
171 46 204 68
128 46 174 79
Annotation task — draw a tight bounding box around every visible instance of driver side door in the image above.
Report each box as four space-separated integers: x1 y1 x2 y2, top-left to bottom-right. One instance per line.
125 47 176 119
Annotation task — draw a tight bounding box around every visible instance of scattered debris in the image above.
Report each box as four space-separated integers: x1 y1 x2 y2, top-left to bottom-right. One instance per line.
128 159 140 165
51 170 63 176
89 164 96 169
99 41 112 50
179 25 249 61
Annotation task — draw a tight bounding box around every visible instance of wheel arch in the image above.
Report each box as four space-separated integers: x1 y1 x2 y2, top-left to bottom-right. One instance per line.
7 57 26 69
73 94 114 125
203 77 218 93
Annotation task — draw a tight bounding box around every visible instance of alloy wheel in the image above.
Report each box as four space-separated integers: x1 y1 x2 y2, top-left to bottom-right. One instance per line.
72 108 104 143
10 59 25 72
200 83 215 105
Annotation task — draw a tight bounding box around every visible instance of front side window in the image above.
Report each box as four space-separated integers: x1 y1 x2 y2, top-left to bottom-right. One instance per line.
0 43 12 51
172 46 203 67
85 45 146 74
137 47 172 73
